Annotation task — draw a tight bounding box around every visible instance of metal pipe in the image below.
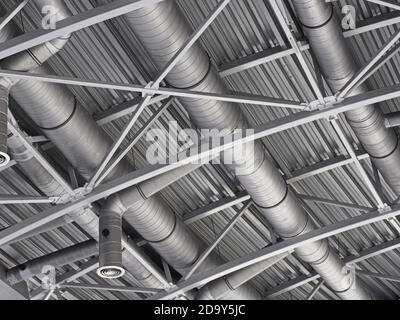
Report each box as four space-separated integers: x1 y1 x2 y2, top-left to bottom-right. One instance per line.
123 0 372 300
6 239 97 285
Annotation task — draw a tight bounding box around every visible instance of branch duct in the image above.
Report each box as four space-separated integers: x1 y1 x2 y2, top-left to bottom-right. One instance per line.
122 0 373 299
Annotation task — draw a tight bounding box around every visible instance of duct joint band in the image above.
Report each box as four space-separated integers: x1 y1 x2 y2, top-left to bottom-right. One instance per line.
37 97 77 131
142 214 177 244
281 215 311 239
370 136 399 160
224 275 235 291
253 184 289 210
165 55 212 90
308 243 331 266
134 271 154 282
26 49 43 67
299 5 334 30
330 273 356 295
136 185 148 200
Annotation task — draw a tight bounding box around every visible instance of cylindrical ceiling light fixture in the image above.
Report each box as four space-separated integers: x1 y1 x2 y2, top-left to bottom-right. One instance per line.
97 209 125 279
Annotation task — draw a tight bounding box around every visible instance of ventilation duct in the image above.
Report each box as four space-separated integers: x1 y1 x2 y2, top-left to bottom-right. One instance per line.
7 240 97 285
291 0 400 195
2 1 258 299
123 0 373 299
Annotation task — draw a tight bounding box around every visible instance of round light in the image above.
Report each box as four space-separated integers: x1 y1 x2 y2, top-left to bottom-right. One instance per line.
97 266 125 279
0 152 10 167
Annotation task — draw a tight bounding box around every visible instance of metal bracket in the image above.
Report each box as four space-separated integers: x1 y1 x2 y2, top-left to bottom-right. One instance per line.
306 95 343 112
48 196 60 204
55 187 91 204
378 204 392 214
142 81 157 98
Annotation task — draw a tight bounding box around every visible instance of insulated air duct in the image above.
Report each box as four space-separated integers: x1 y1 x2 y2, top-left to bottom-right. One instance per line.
291 0 400 194
2 1 258 299
123 1 373 299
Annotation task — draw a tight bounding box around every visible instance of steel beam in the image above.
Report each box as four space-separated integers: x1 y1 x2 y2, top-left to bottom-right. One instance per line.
270 0 324 102
365 0 400 11
0 0 30 32
330 119 386 208
340 41 400 101
0 69 307 110
94 95 169 126
306 280 324 300
95 98 173 187
266 237 400 298
266 273 320 298
8 120 75 196
87 94 153 188
218 11 400 77
183 191 251 225
218 46 305 78
0 263 28 300
60 283 162 294
30 258 99 300
162 260 173 285
344 237 400 265
286 152 370 184
0 159 16 173
296 194 373 212
337 27 400 99
183 201 252 280
344 10 400 37
0 0 166 60
149 204 400 300
7 120 169 287
0 195 57 204
4 84 400 247
4 70 400 116
357 270 400 283
88 0 231 189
